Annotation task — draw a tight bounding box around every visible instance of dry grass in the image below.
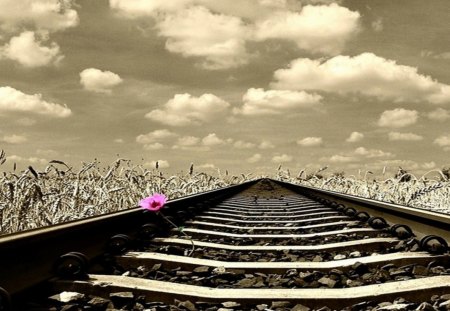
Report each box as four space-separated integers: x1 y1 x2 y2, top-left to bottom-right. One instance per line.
0 153 253 235
2 149 449 235
275 166 450 215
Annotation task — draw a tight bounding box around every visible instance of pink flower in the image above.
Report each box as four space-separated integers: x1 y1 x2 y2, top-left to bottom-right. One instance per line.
139 193 167 212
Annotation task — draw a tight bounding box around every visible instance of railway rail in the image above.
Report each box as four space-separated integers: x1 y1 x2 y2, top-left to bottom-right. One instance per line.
0 178 449 310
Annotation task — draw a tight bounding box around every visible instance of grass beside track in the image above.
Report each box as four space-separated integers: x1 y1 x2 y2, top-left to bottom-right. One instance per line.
1 156 449 235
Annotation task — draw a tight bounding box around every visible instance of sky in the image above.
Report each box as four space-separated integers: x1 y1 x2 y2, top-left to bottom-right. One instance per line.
1 0 450 177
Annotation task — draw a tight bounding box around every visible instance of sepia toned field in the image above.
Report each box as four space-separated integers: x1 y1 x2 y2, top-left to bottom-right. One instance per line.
276 166 450 215
1 151 449 235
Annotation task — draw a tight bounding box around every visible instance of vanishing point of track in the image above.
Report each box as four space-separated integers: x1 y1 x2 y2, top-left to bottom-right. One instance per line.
0 178 449 310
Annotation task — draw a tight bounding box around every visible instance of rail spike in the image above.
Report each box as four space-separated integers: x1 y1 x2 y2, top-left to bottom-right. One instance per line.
355 211 370 222
390 224 414 240
108 234 132 254
368 216 389 229
54 252 89 279
138 223 159 240
420 235 449 254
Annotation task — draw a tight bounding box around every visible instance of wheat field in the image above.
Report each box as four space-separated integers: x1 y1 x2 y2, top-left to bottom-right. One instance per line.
1 150 449 235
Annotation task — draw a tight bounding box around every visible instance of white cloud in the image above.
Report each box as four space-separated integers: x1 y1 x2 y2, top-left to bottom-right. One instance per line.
202 133 226 146
346 131 364 143
110 1 360 69
175 136 200 147
16 117 37 126
233 140 256 149
297 137 322 147
388 132 423 141
371 18 383 32
197 163 216 169
421 50 450 60
434 134 450 150
255 4 360 55
378 108 418 128
247 153 262 163
329 155 356 163
0 0 79 32
114 138 124 143
79 68 123 93
1 31 63 67
234 88 322 115
433 52 450 60
144 143 164 150
379 159 420 171
7 155 47 165
136 129 176 144
110 0 190 17
259 140 275 149
146 93 230 126
354 147 394 158
146 160 170 168
422 161 436 170
0 86 71 118
272 154 293 163
156 6 251 70
427 108 450 122
1 134 27 144
110 0 298 20
36 148 57 157
272 53 450 104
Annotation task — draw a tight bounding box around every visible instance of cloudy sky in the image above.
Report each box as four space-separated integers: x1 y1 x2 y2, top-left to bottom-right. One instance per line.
1 0 450 176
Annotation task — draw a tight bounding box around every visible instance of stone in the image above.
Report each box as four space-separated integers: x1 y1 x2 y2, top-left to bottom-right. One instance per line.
222 301 241 308
439 300 450 311
291 304 311 311
346 279 363 287
351 301 373 311
256 304 269 310
318 277 337 288
88 297 110 308
349 251 361 257
212 266 227 274
381 264 396 271
109 292 134 308
236 278 255 287
430 266 446 274
49 292 85 303
333 254 346 260
415 302 436 311
60 305 79 311
378 303 410 310
352 262 369 275
299 272 314 282
330 269 344 275
270 301 291 308
193 266 210 274
178 300 197 311
389 269 409 277
361 273 373 281
313 255 323 262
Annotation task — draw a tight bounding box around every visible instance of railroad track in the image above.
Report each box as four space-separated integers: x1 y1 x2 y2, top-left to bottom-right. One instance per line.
1 178 449 310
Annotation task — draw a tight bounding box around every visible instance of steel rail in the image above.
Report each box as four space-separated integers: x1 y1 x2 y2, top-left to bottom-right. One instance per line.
1 178 450 310
0 179 258 302
273 179 450 242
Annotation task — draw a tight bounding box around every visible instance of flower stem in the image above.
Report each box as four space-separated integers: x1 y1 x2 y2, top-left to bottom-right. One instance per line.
158 211 195 257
